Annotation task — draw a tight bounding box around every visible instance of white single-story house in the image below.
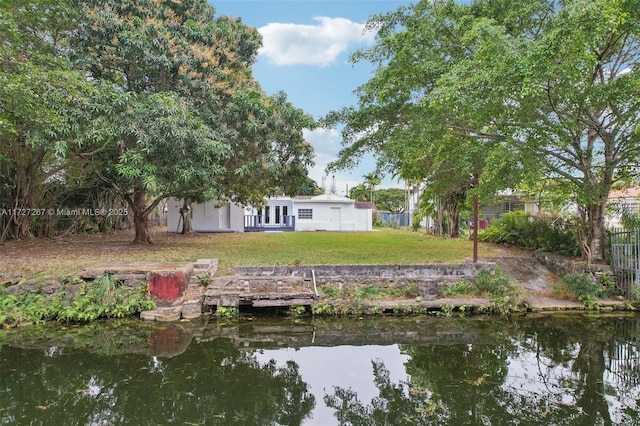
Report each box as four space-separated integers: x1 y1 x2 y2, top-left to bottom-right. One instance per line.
166 194 374 233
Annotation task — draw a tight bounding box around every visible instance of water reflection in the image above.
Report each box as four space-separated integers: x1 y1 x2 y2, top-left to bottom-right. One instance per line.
1 314 639 425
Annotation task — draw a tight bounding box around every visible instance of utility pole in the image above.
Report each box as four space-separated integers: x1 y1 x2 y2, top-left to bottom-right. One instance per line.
473 174 479 263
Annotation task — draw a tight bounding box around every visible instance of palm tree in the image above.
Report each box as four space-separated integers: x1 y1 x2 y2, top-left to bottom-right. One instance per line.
363 172 381 204
349 183 368 201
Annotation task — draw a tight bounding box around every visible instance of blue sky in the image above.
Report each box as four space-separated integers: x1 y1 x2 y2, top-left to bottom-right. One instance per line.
212 0 414 194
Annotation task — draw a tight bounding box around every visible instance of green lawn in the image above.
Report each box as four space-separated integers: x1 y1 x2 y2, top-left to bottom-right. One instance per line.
1 228 506 280
203 229 476 271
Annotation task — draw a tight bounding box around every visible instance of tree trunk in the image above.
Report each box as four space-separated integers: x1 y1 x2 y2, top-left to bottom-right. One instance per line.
3 164 39 240
448 205 460 238
179 198 193 234
131 186 154 244
577 200 606 264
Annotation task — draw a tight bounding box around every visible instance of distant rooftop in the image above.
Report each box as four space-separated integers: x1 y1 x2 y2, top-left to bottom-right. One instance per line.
609 187 640 199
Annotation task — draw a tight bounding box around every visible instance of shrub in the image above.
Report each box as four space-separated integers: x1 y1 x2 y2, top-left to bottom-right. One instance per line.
480 211 581 257
0 275 156 326
474 268 522 314
561 273 604 309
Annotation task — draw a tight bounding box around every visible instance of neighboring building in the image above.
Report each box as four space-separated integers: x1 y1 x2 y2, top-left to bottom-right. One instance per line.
606 187 640 228
166 194 374 233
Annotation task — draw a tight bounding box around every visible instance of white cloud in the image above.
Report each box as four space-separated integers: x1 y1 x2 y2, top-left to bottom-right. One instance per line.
258 17 376 67
303 127 340 180
302 127 399 196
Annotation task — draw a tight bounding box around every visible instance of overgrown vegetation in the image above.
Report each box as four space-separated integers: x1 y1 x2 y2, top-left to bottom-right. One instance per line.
0 275 155 327
439 268 523 314
310 269 523 317
480 212 581 257
550 273 625 309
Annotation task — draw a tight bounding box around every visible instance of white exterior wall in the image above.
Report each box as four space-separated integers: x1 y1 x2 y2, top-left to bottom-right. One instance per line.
293 201 350 231
166 198 244 233
293 194 372 231
353 207 373 231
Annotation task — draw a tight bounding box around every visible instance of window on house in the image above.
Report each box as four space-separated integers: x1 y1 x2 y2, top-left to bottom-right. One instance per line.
265 206 270 224
505 201 524 212
275 206 281 224
298 208 313 219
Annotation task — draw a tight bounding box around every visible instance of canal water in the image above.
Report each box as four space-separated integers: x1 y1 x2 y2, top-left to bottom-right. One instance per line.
1 313 639 425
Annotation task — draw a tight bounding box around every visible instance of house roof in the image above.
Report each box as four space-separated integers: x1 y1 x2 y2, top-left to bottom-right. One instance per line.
293 194 353 203
609 187 640 199
354 201 375 209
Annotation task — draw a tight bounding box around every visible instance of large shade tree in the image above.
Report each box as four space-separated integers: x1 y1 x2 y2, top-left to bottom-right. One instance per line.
0 0 108 240
325 0 640 262
74 0 314 243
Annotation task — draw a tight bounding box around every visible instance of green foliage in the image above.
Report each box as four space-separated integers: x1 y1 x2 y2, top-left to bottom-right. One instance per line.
324 0 640 261
374 188 406 212
0 275 155 326
438 269 522 314
288 305 307 316
392 303 427 315
311 302 339 316
437 303 455 317
473 268 522 314
367 305 385 315
0 0 316 244
440 280 476 297
196 272 211 286
411 210 422 232
560 273 604 309
480 211 581 257
355 285 383 299
319 286 340 298
215 306 239 320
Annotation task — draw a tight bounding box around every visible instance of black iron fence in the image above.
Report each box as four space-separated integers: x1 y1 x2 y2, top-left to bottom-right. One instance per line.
609 228 640 296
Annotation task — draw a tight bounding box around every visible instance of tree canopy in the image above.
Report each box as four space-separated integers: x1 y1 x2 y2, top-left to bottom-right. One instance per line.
324 0 640 261
0 0 315 243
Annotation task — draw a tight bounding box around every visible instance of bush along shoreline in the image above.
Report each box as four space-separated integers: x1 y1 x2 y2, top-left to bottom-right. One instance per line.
0 275 155 327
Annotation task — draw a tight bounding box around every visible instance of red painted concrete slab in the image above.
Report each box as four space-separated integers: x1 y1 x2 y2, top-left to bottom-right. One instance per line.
79 261 194 305
148 271 188 304
148 264 194 305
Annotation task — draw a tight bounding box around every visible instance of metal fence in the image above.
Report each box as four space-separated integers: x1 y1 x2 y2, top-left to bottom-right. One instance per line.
377 212 411 227
609 228 640 296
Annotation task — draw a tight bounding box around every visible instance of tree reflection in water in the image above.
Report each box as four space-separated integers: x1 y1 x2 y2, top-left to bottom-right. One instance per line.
325 315 640 425
2 315 640 425
0 327 315 425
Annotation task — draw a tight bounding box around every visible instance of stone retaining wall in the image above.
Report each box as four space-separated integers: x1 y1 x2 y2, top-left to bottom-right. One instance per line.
233 262 494 282
231 262 496 301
